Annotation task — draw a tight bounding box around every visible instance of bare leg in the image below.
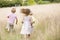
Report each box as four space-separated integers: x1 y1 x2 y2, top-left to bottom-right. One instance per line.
10 25 14 34
27 34 30 40
24 34 27 40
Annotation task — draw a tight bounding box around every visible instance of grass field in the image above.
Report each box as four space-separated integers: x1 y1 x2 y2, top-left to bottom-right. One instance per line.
0 3 60 40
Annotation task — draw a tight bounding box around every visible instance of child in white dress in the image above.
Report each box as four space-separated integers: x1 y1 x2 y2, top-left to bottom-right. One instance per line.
20 9 34 40
6 8 18 32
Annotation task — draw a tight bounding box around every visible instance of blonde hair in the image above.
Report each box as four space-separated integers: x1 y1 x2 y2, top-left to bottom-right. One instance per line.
11 8 16 13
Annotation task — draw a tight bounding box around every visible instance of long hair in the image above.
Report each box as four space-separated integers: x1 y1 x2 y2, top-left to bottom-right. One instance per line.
21 8 31 15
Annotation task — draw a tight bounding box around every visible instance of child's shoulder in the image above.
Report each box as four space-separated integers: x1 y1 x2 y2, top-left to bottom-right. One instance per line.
7 13 11 16
27 16 32 19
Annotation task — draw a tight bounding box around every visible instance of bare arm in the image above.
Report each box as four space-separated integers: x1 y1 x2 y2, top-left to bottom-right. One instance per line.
16 17 18 24
7 16 9 18
22 18 24 24
32 21 35 24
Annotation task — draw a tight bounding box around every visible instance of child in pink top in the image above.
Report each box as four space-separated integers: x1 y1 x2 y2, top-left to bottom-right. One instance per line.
6 8 18 32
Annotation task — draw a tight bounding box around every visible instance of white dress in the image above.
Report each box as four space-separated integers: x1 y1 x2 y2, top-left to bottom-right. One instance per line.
20 16 32 34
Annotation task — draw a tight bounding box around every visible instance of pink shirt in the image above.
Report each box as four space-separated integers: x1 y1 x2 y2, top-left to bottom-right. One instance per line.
7 13 17 24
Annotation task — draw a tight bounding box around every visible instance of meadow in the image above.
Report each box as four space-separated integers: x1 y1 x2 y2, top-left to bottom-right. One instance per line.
0 3 60 40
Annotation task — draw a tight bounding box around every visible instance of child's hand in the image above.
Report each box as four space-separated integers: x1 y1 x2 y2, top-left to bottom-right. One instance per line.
7 16 9 18
22 21 24 24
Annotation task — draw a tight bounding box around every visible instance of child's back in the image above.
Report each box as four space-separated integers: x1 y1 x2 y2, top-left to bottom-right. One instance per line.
8 13 17 24
6 8 18 32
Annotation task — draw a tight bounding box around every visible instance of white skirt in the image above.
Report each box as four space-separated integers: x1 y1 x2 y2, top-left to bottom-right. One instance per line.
20 24 33 34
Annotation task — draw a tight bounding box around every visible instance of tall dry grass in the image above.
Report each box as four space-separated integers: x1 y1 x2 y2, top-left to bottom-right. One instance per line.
0 3 60 40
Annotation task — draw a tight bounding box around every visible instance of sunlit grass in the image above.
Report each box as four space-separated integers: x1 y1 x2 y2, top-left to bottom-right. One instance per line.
0 3 60 40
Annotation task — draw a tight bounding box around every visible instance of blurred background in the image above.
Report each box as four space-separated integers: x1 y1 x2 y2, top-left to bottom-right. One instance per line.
0 0 60 7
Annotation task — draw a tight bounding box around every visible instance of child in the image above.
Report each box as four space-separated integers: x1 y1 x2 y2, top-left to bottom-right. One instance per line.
20 8 34 40
6 8 18 33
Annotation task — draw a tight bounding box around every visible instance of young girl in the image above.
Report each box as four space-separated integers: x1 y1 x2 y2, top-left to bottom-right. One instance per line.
6 8 18 33
20 9 34 40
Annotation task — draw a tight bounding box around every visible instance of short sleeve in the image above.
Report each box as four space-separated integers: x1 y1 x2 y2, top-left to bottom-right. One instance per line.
7 14 11 18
